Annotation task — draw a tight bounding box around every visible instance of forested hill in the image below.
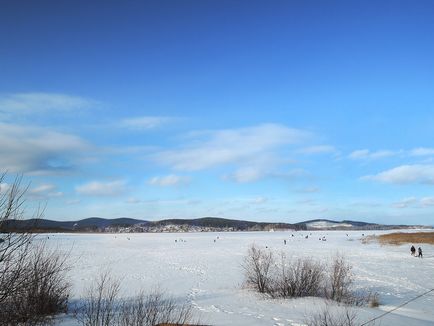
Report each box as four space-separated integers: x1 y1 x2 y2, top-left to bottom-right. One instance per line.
2 217 428 232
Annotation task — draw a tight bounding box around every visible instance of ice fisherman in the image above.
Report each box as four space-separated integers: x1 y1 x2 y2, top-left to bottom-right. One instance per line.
411 245 416 256
418 247 423 258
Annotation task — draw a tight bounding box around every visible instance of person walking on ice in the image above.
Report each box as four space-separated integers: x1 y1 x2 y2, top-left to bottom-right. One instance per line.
411 245 416 256
418 247 423 258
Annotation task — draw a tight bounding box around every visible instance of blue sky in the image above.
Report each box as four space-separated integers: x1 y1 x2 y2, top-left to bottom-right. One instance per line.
1 1 434 224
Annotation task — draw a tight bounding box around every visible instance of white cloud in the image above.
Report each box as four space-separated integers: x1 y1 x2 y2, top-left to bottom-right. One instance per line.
28 183 63 198
392 197 418 209
148 174 190 186
298 145 335 154
410 147 434 156
349 149 399 160
75 180 127 196
363 164 434 185
225 167 265 183
391 196 434 208
0 122 91 174
224 166 310 184
120 116 173 130
154 124 310 171
30 184 56 194
348 147 434 160
420 197 434 206
0 92 95 114
0 182 10 193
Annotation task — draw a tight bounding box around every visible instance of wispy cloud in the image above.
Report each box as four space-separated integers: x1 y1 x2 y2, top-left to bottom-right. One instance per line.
348 147 434 160
29 183 63 198
0 92 95 114
421 196 434 206
410 147 434 156
0 122 91 175
0 182 11 193
392 196 434 209
224 167 310 184
224 166 266 183
362 164 434 185
119 116 174 130
349 149 399 160
154 123 311 171
75 180 127 196
148 174 190 186
392 197 418 208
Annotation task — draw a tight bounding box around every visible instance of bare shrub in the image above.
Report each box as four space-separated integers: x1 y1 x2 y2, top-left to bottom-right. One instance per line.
7 243 70 324
275 254 324 298
0 174 70 325
326 255 353 303
0 175 34 306
242 244 274 294
243 245 362 307
290 258 324 297
76 272 196 326
76 271 121 326
368 292 380 308
306 306 358 326
118 290 193 326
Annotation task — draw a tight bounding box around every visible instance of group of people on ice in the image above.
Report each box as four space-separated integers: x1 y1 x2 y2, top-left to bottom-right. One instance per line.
411 245 423 258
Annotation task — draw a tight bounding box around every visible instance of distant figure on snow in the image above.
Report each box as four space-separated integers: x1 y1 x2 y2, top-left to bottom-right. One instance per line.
418 247 423 258
411 245 416 256
284 239 287 245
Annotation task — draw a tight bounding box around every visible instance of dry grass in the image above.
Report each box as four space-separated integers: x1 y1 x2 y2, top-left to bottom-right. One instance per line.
370 232 434 246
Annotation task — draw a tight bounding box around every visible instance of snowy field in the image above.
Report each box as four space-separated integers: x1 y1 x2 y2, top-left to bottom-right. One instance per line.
43 230 434 326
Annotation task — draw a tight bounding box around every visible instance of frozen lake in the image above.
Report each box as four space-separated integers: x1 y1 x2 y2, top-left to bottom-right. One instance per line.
45 230 434 326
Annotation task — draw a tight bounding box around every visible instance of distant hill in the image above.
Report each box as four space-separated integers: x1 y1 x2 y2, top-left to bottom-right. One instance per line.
146 217 296 230
295 219 421 230
2 217 300 232
1 217 147 232
1 217 428 233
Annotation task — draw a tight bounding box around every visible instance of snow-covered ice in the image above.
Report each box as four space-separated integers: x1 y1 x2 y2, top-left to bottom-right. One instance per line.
44 230 434 325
